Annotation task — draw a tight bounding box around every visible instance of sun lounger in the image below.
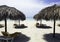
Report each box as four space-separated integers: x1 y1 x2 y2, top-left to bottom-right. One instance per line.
1 31 20 38
1 31 21 42
14 24 27 28
1 31 14 42
0 24 4 28
57 24 60 27
36 24 52 28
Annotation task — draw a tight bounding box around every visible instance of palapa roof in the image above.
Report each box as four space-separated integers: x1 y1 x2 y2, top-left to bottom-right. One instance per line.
0 5 26 21
34 4 60 21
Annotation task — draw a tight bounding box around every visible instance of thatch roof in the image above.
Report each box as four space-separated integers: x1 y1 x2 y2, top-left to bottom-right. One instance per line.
34 4 60 20
0 5 26 21
40 4 60 20
33 14 42 21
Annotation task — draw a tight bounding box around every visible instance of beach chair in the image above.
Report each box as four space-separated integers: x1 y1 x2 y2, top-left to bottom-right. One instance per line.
0 31 14 42
0 24 4 28
14 24 27 28
1 31 21 42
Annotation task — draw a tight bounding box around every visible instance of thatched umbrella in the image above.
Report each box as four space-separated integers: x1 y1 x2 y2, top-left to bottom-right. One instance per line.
33 13 43 25
39 4 60 37
8 7 26 26
0 5 26 32
12 9 26 26
18 12 26 26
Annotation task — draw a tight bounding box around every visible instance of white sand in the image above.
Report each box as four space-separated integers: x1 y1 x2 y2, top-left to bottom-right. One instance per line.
0 19 60 42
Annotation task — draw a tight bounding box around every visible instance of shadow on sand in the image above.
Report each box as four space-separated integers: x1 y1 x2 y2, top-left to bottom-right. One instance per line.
36 24 52 29
13 33 30 42
0 32 30 42
36 26 52 29
43 33 60 42
14 24 27 29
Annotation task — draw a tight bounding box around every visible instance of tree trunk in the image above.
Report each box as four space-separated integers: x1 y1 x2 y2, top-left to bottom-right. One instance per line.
53 17 56 37
5 18 7 32
19 20 20 26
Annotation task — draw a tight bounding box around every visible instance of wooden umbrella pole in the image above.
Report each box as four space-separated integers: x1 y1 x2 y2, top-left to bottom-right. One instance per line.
19 20 20 26
5 18 7 32
40 19 42 25
53 17 56 37
53 5 56 37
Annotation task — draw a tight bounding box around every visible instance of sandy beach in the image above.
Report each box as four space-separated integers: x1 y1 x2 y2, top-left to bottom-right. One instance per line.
0 18 60 42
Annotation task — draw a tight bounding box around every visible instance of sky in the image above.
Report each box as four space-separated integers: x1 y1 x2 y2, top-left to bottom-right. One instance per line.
0 0 60 17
